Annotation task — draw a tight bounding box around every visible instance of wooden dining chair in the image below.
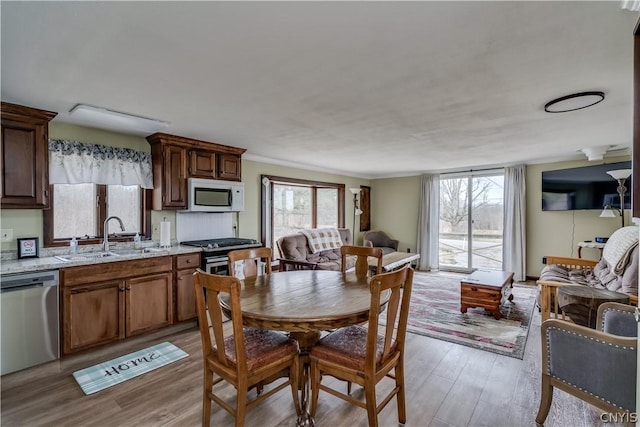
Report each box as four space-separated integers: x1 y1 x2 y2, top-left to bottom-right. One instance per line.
228 247 272 279
309 265 414 427
193 269 300 427
340 245 383 278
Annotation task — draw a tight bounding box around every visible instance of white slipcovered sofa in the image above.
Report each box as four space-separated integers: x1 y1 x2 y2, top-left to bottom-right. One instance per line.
537 226 638 322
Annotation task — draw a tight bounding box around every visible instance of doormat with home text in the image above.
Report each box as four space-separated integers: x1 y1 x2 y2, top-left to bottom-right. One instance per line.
72 341 188 395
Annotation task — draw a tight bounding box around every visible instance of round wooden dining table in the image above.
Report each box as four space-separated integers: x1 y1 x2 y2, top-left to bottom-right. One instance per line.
218 269 389 427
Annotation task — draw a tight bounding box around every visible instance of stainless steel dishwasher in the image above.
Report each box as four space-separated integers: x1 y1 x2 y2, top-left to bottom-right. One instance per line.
1 269 59 375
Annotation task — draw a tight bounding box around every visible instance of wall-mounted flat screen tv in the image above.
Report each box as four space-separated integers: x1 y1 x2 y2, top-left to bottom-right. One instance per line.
541 161 632 211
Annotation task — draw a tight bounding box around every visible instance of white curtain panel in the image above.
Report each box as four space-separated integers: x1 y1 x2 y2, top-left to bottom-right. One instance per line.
49 139 153 188
503 164 526 281
417 174 440 271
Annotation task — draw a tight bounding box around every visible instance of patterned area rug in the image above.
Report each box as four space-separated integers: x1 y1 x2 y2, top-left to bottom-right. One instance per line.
399 272 537 359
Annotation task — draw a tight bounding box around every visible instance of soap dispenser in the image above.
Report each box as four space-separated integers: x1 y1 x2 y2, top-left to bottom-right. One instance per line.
133 232 141 249
70 237 78 254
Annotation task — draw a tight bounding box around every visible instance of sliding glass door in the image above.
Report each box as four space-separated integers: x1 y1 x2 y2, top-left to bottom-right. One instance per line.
438 173 504 272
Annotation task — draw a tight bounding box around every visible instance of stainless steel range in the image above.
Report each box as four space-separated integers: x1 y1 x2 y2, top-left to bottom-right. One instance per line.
180 237 262 275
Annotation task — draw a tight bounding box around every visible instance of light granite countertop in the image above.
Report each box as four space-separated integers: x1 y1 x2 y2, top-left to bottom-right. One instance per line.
0 244 202 275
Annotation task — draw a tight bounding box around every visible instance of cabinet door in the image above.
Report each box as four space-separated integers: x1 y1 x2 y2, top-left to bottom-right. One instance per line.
63 280 125 354
189 149 216 178
125 272 173 336
0 118 49 208
217 153 241 181
162 145 187 208
176 268 198 321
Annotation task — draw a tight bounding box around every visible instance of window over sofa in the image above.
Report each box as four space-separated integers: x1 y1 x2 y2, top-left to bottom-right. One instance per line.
260 175 345 256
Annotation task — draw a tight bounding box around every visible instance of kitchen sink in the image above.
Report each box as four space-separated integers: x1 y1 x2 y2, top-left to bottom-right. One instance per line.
108 247 168 256
54 251 117 262
55 247 168 262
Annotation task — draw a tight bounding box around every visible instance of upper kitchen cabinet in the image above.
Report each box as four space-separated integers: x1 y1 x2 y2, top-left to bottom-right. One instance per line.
146 133 245 210
1 102 57 209
190 149 216 178
218 153 242 180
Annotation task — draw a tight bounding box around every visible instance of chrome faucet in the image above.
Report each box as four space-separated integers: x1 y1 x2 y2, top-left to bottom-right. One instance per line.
103 216 125 252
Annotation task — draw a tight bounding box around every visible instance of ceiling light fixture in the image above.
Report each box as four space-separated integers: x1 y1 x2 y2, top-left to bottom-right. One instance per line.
69 104 170 134
579 146 611 161
544 91 605 113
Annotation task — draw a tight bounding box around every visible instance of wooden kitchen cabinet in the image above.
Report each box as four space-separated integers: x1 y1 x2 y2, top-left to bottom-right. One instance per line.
0 102 57 208
174 252 200 322
60 256 173 354
147 133 245 210
218 153 242 180
189 149 216 178
149 143 187 209
125 273 173 336
62 280 125 354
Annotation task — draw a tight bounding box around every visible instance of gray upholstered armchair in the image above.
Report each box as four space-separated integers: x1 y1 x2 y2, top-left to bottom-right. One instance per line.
362 230 399 255
536 302 637 426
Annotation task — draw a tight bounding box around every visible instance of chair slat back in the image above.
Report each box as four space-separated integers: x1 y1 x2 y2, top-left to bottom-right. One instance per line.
366 265 413 368
194 269 247 372
228 247 272 279
340 245 383 278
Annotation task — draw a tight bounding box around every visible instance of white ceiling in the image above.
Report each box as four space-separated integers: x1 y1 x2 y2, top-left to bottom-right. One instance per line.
1 1 638 178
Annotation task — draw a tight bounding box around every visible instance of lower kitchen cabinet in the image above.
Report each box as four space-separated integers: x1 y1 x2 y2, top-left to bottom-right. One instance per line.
125 273 173 336
63 280 124 354
174 253 200 322
60 257 173 355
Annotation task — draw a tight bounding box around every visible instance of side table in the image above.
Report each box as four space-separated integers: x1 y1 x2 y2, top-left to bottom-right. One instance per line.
557 286 629 328
577 241 605 259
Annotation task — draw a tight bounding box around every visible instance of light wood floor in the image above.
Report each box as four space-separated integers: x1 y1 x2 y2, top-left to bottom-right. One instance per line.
1 294 630 426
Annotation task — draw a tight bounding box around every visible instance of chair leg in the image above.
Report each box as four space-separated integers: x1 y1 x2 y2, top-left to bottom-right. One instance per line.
364 379 378 427
535 375 553 426
395 360 407 424
310 359 321 418
235 387 248 427
202 369 213 427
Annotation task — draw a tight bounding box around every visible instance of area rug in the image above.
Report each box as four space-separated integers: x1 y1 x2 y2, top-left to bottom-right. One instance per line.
73 341 188 395
394 272 536 359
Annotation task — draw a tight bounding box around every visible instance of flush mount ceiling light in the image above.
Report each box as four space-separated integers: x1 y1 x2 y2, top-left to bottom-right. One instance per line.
69 104 169 134
544 91 605 113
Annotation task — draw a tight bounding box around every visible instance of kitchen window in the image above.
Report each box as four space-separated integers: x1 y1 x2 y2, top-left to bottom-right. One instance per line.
43 184 150 247
261 175 345 256
45 139 154 247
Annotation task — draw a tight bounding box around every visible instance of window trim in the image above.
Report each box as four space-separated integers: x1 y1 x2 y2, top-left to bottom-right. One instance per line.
43 184 152 248
260 175 345 250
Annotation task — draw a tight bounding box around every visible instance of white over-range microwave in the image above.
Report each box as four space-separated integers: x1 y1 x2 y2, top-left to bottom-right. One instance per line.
186 178 244 212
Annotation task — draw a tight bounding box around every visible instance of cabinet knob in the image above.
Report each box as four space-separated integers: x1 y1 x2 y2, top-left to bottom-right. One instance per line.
186 259 191 263
126 286 132 291
119 287 125 292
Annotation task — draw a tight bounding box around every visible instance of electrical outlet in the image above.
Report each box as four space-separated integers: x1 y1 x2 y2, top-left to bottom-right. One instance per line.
1 229 13 242
153 225 159 234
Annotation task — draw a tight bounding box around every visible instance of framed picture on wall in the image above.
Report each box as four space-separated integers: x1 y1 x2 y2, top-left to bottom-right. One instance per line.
17 237 39 259
360 185 371 231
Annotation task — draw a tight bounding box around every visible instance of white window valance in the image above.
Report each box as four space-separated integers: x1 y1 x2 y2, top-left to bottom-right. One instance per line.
49 139 153 189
